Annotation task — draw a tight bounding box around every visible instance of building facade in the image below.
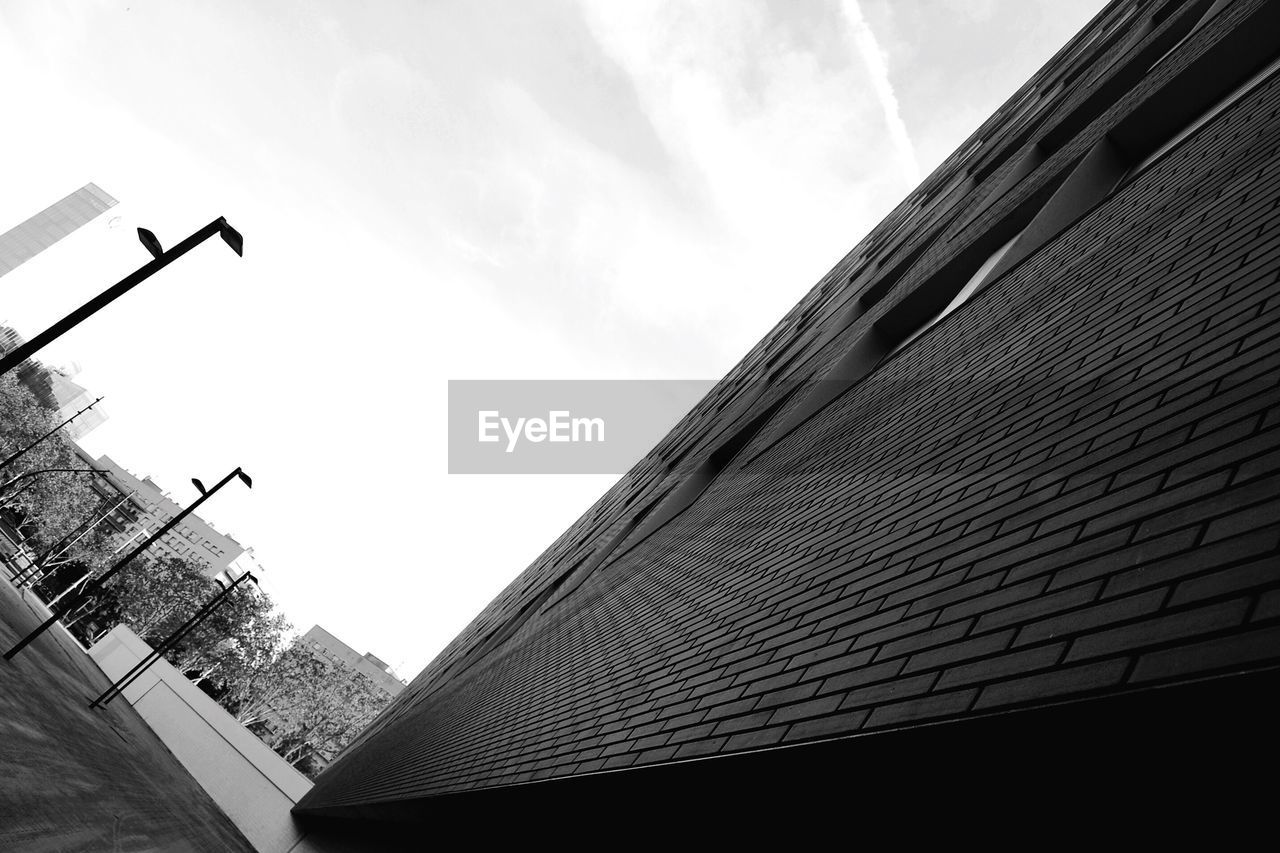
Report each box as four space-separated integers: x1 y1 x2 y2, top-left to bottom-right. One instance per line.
0 183 117 439
0 326 108 440
0 183 117 279
85 453 245 577
302 625 407 701
297 0 1280 837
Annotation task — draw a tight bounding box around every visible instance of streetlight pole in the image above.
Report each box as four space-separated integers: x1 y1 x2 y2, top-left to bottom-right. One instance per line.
114 524 151 554
3 466 252 661
20 489 138 590
0 396 103 473
0 218 244 379
89 569 258 709
3 470 119 585
43 489 137 567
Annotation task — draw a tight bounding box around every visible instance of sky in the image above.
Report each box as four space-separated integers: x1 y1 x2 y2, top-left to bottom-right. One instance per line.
0 0 1106 679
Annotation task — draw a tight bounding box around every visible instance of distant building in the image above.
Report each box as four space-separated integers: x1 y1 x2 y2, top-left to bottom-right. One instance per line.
0 183 116 438
302 625 407 700
288 626 407 773
81 452 245 577
0 326 107 440
221 547 264 588
0 183 117 279
41 365 107 440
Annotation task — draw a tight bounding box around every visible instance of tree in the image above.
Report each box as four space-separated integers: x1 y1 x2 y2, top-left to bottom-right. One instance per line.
167 586 291 691
0 373 117 577
222 644 300 728
0 373 61 470
224 640 392 774
61 554 291 686
85 555 218 641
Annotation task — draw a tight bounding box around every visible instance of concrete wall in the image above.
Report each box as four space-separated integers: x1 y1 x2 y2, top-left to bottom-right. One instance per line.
89 625 312 853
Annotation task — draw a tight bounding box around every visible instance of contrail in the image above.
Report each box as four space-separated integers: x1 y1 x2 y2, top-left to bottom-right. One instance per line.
842 0 920 186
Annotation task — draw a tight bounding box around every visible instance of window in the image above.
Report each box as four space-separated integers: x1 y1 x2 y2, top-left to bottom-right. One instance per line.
1051 3 1137 89
607 388 800 558
890 14 1280 362
998 81 1061 137
1127 52 1280 179
955 144 1048 238
955 138 984 166
888 231 1023 358
1147 0 1231 71
1037 0 1227 156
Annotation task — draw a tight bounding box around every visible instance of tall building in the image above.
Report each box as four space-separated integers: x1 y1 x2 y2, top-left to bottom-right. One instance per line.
0 184 117 438
42 365 107 440
0 183 117 279
297 0 1280 839
0 326 108 439
0 185 116 438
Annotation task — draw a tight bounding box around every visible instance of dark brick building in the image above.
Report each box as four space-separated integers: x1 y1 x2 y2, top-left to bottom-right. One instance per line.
297 0 1279 840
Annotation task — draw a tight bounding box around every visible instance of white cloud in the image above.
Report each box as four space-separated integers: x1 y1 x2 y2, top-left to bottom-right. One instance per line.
841 0 920 185
0 0 1104 676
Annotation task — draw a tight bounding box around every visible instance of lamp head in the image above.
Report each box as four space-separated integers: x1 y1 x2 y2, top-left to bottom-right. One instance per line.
217 218 244 257
137 228 164 259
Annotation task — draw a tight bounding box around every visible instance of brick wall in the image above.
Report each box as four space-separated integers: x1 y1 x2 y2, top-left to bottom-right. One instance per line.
299 0 1280 813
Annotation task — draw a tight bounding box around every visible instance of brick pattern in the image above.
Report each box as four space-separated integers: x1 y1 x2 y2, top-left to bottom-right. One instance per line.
302 0 1280 809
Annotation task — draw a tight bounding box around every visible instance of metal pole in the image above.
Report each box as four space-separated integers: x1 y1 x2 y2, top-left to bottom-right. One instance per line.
114 525 151 554
5 472 116 585
90 589 231 708
90 571 256 708
3 466 249 661
45 570 91 609
17 493 112 586
42 501 132 604
0 396 103 473
0 218 236 378
22 489 137 590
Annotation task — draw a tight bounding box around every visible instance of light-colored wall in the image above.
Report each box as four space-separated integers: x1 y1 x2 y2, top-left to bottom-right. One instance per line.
89 625 312 853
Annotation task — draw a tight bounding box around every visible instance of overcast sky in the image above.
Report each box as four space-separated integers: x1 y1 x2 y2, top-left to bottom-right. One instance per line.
0 0 1105 679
